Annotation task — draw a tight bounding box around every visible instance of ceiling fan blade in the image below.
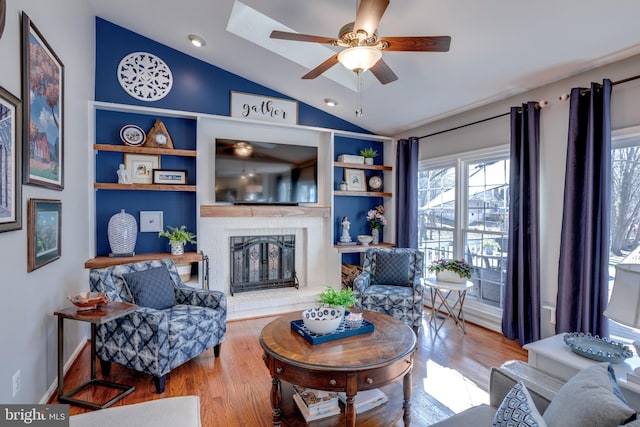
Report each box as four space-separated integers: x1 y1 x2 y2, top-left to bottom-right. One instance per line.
381 36 451 52
370 59 398 85
302 54 340 79
270 30 336 44
354 0 389 38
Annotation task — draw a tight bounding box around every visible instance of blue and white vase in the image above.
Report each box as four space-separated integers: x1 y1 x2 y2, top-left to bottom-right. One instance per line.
108 209 137 256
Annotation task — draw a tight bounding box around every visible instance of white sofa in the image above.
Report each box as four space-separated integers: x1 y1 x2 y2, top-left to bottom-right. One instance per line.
69 396 200 427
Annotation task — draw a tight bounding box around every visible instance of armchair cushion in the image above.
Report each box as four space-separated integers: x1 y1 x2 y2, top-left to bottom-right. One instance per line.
372 252 410 286
123 266 176 309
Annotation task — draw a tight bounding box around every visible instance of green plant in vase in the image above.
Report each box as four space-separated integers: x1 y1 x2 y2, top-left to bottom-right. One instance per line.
428 258 473 283
159 225 196 255
318 286 357 310
360 147 378 165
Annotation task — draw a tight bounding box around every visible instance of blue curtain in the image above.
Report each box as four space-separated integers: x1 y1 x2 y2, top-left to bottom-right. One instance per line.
502 102 541 346
556 79 612 337
396 137 418 248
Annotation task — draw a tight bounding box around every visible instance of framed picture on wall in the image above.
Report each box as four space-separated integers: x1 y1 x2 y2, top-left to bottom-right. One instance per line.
0 85 22 233
27 198 62 272
344 168 366 192
22 13 64 190
124 153 160 184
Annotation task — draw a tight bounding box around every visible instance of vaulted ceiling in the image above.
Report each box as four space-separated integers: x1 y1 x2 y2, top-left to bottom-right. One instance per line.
87 0 640 135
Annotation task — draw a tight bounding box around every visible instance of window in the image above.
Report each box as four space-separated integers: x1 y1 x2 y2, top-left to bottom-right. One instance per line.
608 126 640 342
418 147 510 310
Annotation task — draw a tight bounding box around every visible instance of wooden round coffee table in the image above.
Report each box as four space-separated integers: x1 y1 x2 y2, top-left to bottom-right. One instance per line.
259 310 416 427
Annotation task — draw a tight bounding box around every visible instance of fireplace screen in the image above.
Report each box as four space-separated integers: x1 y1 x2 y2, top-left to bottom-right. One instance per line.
229 234 298 295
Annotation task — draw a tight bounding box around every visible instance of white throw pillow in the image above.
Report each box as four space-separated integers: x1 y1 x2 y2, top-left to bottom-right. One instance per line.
492 380 547 427
542 362 636 427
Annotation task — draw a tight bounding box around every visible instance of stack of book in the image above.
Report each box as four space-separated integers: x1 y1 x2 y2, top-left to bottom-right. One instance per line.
292 385 340 421
337 388 388 414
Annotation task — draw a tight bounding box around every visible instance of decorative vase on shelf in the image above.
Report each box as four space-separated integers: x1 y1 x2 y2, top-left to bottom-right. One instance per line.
371 228 380 245
107 209 137 257
171 242 185 255
436 270 467 284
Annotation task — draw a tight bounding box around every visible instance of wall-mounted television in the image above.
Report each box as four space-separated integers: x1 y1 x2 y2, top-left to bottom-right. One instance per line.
214 139 318 205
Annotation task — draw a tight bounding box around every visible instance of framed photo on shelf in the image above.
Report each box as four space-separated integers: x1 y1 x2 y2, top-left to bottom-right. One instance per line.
152 169 187 185
344 168 366 192
0 85 22 233
22 13 64 190
27 198 61 272
124 153 160 184
139 211 163 233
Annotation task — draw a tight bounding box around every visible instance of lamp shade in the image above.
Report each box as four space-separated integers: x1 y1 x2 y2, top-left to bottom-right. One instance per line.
338 46 382 72
604 264 640 328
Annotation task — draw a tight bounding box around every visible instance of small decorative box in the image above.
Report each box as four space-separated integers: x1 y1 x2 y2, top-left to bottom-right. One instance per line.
337 154 365 164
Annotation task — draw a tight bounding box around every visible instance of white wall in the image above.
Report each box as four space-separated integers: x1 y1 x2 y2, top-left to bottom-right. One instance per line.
396 54 640 338
0 0 94 403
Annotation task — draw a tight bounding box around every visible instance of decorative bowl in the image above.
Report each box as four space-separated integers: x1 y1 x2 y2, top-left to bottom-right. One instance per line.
68 292 109 311
563 332 632 363
302 307 344 335
345 312 363 329
357 235 373 245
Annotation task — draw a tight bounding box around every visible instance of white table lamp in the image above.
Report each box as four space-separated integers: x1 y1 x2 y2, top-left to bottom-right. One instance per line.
604 264 640 353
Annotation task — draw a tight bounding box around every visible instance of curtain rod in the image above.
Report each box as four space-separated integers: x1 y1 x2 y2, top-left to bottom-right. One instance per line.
418 111 510 140
420 73 640 141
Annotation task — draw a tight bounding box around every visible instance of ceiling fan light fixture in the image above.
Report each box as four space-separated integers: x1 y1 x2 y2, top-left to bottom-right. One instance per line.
233 142 253 157
338 46 382 72
188 34 206 47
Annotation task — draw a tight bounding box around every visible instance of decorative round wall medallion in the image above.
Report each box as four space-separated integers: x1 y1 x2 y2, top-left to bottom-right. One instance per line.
117 52 173 101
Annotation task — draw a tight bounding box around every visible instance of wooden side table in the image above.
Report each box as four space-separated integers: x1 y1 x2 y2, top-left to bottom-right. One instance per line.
425 278 474 334
54 302 137 409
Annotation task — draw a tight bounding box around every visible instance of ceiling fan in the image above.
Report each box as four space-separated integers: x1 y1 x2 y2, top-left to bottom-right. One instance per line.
270 0 451 85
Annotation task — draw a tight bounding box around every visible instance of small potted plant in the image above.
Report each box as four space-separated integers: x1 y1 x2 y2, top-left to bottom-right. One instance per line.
483 240 500 255
159 225 196 255
428 259 473 283
318 286 358 309
339 180 348 191
360 147 378 165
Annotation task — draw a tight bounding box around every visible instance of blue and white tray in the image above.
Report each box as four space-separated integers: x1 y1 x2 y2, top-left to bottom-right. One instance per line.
291 318 375 345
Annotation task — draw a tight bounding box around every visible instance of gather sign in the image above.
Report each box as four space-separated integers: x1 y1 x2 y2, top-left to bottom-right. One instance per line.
230 91 298 125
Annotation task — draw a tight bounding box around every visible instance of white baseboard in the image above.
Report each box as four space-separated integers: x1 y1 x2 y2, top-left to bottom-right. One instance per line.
40 335 89 404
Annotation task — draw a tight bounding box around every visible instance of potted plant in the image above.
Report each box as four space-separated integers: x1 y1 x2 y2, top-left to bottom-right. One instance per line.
483 240 500 255
428 258 473 283
159 225 196 255
339 180 348 191
318 286 357 314
360 147 378 165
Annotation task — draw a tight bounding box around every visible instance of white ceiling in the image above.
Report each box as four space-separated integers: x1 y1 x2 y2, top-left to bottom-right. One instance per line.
86 0 640 136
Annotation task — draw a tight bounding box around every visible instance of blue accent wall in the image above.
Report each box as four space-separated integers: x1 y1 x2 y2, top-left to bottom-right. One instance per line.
94 17 384 260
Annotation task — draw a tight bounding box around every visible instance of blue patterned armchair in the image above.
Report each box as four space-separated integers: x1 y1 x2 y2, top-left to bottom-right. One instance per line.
353 248 425 332
89 259 226 393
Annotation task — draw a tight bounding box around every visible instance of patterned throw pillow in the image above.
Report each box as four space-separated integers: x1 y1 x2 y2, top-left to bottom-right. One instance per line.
372 252 411 286
492 381 546 427
542 363 636 427
123 266 176 310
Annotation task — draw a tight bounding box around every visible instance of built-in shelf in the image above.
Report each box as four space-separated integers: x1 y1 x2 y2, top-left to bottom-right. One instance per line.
333 162 392 171
334 243 396 253
333 190 392 198
94 183 197 192
94 144 197 157
200 205 331 218
84 251 203 269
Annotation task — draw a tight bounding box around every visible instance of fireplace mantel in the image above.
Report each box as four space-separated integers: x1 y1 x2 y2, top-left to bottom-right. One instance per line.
200 205 330 218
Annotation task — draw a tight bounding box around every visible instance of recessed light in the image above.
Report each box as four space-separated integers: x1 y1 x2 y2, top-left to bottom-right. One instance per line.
188 34 206 47
324 98 338 107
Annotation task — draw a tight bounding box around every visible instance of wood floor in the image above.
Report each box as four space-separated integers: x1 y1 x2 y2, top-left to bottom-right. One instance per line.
51 313 527 426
